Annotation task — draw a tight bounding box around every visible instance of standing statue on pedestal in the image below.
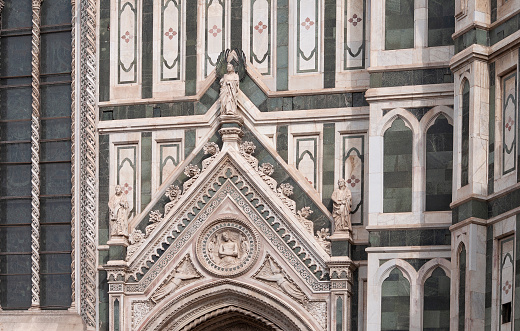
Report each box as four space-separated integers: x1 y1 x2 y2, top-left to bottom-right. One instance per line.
216 49 246 117
331 179 352 232
108 184 130 237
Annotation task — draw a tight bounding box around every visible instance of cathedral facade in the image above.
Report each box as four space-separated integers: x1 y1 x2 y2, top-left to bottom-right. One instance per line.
0 0 519 330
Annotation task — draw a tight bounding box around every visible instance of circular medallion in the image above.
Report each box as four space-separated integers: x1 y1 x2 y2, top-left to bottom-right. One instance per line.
197 219 259 277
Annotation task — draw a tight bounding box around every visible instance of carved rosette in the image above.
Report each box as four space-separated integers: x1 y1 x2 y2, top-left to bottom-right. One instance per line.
197 219 259 277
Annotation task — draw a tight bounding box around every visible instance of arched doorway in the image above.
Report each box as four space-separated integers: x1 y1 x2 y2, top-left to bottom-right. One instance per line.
182 306 279 331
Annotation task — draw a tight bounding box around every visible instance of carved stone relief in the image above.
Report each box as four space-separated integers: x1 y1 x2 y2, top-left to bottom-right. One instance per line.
197 219 260 277
296 206 314 235
164 184 182 215
202 142 221 171
315 228 331 255
331 178 352 232
151 255 202 303
239 141 259 170
259 162 277 191
277 183 296 214
108 184 130 238
183 164 201 193
254 256 307 303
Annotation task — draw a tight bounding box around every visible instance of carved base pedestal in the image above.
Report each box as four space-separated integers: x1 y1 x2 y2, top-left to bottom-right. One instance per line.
219 115 244 150
329 231 353 257
107 236 129 262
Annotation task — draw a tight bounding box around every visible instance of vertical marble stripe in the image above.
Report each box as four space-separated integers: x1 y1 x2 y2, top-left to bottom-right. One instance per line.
184 129 196 158
323 0 335 87
276 125 288 163
514 214 520 327
230 0 242 49
141 0 153 98
185 0 197 95
488 63 495 194
100 0 111 101
276 0 289 90
251 0 271 75
297 0 319 72
99 135 111 246
141 132 152 210
484 226 493 331
205 0 225 76
502 72 517 175
30 0 43 309
517 52 520 183
344 0 366 69
70 0 77 309
322 123 335 209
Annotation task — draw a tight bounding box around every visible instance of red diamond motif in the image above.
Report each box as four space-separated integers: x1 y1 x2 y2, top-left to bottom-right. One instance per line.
164 27 178 40
348 14 362 26
505 117 515 132
254 21 268 34
123 182 133 195
209 25 222 37
347 175 360 187
121 31 133 43
301 17 314 30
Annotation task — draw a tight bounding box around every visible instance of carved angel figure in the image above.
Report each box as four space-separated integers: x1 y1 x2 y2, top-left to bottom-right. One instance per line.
164 185 182 215
331 179 352 231
256 258 307 302
239 141 259 170
201 142 220 171
315 228 331 255
183 164 201 193
297 207 314 236
108 185 129 237
151 260 199 303
259 163 277 190
277 183 296 214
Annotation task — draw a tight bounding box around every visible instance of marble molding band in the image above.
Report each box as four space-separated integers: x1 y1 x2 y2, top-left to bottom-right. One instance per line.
79 0 98 327
30 0 43 309
70 0 77 310
0 0 5 312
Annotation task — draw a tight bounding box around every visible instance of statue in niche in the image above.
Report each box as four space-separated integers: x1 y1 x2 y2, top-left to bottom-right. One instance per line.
259 163 277 191
201 142 220 171
207 229 249 268
164 185 182 215
297 206 314 236
239 141 259 170
216 49 246 117
277 183 296 214
256 258 307 303
331 179 352 232
151 259 200 303
108 184 129 237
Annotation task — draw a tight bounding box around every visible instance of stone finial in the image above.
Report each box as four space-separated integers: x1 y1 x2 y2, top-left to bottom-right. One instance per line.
297 207 314 236
315 228 331 255
164 185 182 215
202 142 220 171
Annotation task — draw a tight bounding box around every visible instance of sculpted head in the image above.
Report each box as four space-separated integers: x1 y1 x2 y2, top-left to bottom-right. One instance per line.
222 231 230 242
227 63 234 73
115 185 122 195
338 179 346 188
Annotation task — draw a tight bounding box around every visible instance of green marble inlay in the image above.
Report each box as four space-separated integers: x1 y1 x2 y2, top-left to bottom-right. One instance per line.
99 0 111 101
514 214 520 326
331 240 350 257
230 0 242 49
323 0 336 87
381 268 410 330
276 125 288 163
369 228 451 247
185 0 197 95
141 0 153 98
488 62 495 194
423 267 450 331
370 67 453 88
99 135 110 246
322 123 335 210
276 0 289 90
485 226 493 330
141 132 152 210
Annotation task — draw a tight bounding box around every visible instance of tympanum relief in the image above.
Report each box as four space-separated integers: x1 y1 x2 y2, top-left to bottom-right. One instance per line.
197 219 259 277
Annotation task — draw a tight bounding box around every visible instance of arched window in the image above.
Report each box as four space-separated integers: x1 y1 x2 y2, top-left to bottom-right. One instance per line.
423 267 450 330
428 0 455 46
459 245 467 329
385 0 414 49
384 118 413 212
381 268 410 330
426 115 453 211
461 80 470 187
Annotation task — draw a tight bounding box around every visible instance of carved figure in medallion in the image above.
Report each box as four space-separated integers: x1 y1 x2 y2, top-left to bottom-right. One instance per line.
256 258 307 303
259 163 277 190
202 142 220 171
297 207 314 236
164 185 182 215
218 231 239 267
331 179 352 231
208 230 249 268
108 184 129 237
277 183 296 214
151 259 200 303
239 141 259 170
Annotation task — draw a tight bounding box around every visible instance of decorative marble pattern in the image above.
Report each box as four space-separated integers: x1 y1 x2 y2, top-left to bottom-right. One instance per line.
502 72 517 175
118 0 138 83
250 0 271 74
344 0 365 69
117 145 137 214
500 237 514 325
205 0 226 76
297 0 318 72
159 142 181 185
160 0 181 80
342 135 363 224
295 137 318 189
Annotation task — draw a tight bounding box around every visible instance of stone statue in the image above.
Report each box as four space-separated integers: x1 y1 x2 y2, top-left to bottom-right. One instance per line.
151 259 200 303
331 179 352 231
201 142 220 171
239 141 258 170
277 183 296 214
219 62 240 116
164 185 182 215
256 258 307 302
108 184 129 237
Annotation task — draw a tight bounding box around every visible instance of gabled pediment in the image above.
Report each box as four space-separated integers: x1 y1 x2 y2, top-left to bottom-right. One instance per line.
124 150 331 294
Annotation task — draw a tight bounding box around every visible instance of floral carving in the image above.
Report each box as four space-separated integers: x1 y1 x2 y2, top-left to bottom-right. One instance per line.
183 164 201 193
297 207 314 235
145 210 163 237
315 228 331 255
164 185 182 215
259 163 277 191
277 183 296 214
126 229 145 260
239 141 259 170
202 142 220 171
